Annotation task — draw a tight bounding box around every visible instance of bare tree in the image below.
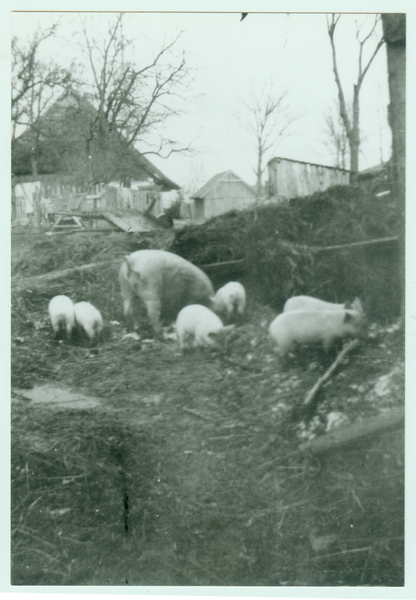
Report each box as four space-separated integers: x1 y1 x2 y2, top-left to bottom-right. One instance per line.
237 82 299 197
326 14 385 182
12 23 72 138
77 13 193 163
12 23 73 225
323 101 350 169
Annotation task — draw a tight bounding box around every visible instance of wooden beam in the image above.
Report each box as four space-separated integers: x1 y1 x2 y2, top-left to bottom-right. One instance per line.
299 406 404 454
12 260 120 292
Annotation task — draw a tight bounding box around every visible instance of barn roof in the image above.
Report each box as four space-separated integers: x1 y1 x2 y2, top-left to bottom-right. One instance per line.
12 89 179 191
191 170 255 199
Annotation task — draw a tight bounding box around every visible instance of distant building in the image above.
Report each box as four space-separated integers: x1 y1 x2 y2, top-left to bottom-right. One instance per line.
267 157 350 199
11 89 179 225
190 171 257 222
356 162 391 196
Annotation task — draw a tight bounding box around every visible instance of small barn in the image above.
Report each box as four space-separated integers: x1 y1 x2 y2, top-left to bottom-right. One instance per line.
267 157 350 199
190 171 257 222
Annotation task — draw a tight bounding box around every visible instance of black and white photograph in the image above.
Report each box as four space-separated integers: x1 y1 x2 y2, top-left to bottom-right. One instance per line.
9 5 407 590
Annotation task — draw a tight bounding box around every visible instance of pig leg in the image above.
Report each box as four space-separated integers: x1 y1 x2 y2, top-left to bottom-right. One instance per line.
120 278 136 330
144 298 163 336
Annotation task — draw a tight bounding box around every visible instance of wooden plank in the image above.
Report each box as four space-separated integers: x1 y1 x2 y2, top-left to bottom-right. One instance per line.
100 211 156 233
311 236 399 253
299 406 404 454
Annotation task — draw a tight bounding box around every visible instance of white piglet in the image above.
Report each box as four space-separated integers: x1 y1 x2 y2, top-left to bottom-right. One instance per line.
269 309 367 358
74 302 103 341
176 304 235 350
48 295 75 337
284 295 363 313
212 282 246 317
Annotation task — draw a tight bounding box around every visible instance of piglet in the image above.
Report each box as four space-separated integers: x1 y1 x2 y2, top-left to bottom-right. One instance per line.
269 308 367 358
74 301 103 341
48 295 75 338
176 304 235 350
212 282 246 318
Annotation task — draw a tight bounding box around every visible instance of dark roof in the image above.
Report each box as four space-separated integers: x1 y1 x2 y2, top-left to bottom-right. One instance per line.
191 170 255 199
12 89 179 191
129 146 180 190
268 156 350 172
357 162 389 178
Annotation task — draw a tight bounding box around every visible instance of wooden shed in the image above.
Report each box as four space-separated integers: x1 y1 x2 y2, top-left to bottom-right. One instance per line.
190 171 257 222
267 157 350 199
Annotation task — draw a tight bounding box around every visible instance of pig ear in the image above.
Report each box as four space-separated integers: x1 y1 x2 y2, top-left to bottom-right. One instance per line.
344 311 353 323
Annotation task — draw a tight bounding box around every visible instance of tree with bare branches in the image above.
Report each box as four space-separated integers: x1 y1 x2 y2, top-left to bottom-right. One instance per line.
12 23 73 225
76 13 193 165
326 14 385 182
237 82 299 197
12 24 72 143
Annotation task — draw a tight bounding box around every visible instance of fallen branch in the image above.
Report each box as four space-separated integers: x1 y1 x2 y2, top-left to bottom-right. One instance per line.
12 260 120 292
299 405 404 454
303 339 360 408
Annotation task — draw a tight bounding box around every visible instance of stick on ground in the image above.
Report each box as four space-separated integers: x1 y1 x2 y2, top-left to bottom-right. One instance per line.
303 339 360 408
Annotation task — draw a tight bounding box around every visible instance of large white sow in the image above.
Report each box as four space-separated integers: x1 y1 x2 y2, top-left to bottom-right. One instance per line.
48 295 75 337
176 304 235 349
212 282 246 317
119 250 215 335
284 295 363 313
74 302 103 340
269 309 367 358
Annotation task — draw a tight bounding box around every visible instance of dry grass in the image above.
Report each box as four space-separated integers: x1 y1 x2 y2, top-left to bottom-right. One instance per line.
11 289 404 585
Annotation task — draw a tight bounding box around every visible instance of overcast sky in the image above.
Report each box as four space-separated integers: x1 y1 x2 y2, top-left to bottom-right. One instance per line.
12 10 391 190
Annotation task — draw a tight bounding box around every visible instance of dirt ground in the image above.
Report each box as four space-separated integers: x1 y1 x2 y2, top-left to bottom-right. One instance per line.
11 231 404 586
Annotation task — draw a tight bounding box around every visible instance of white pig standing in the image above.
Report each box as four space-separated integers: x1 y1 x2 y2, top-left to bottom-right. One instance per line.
48 295 75 338
176 304 235 350
269 309 367 358
212 282 246 318
284 295 363 314
119 250 215 335
74 301 103 340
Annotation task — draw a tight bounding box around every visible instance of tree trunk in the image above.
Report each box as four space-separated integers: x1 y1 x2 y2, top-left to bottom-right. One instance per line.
349 85 360 184
256 143 262 197
30 151 41 228
382 15 406 319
